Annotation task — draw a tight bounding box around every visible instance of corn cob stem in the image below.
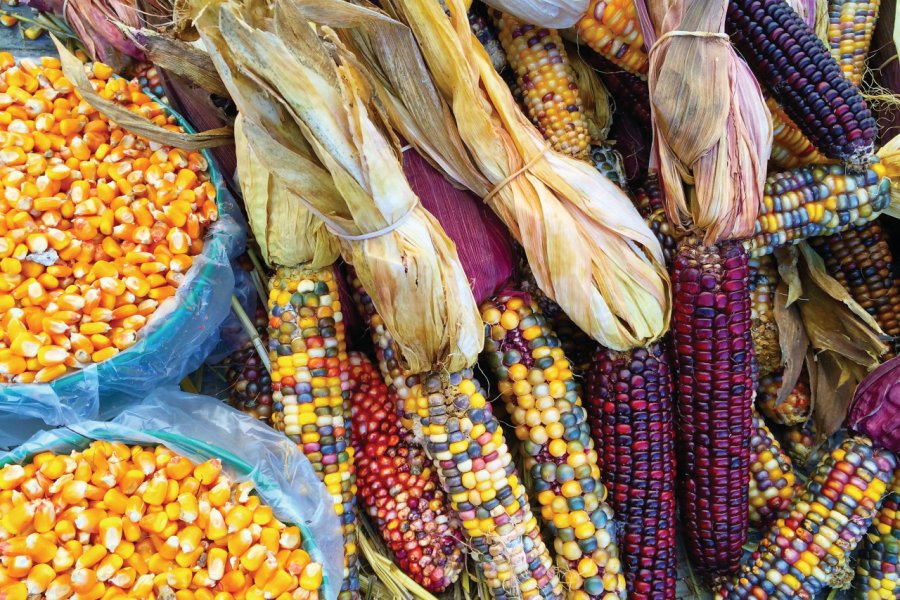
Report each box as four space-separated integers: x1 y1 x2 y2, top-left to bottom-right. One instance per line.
348 270 563 599
808 220 900 359
672 235 755 576
481 294 626 599
749 411 797 529
347 352 464 593
853 470 900 599
267 266 358 599
718 436 897 599
575 0 648 75
491 11 590 160
585 343 677 599
745 162 891 258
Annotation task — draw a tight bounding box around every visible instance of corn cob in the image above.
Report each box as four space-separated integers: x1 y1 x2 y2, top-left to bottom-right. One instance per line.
575 0 648 75
853 471 900 599
749 253 782 377
583 52 652 130
223 304 273 421
726 0 878 162
745 162 891 258
768 95 834 171
585 343 677 599
134 62 166 100
672 235 755 575
492 11 590 159
783 420 819 468
347 352 464 592
757 371 812 426
469 10 509 74
267 266 358 599
749 411 797 529
590 144 629 190
718 436 897 599
348 271 563 599
827 0 881 85
481 294 626 599
808 221 900 358
633 176 683 266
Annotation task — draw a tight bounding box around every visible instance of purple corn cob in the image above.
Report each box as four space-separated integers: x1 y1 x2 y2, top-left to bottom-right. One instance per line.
582 52 652 131
671 235 755 576
725 0 877 162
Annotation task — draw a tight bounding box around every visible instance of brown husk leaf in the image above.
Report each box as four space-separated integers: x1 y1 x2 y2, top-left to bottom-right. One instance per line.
634 0 772 243
193 0 483 373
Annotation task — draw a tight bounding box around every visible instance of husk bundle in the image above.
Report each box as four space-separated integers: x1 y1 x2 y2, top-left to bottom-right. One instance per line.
323 0 670 351
193 0 483 374
635 0 772 243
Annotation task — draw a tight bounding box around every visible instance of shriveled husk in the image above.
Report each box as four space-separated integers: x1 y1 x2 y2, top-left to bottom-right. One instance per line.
475 0 588 28
568 46 613 142
635 0 772 243
194 0 483 374
877 134 900 218
322 0 670 351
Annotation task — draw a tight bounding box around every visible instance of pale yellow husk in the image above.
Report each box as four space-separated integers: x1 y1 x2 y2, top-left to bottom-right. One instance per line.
194 0 483 374
877 133 900 218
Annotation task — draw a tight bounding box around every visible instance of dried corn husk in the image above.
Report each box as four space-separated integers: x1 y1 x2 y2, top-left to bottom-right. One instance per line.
326 0 670 351
877 134 900 218
568 46 613 142
194 0 482 373
635 0 772 243
477 0 588 28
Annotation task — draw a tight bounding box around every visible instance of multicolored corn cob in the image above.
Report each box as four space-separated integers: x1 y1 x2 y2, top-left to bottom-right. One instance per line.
827 0 881 85
575 0 648 75
347 352 464 592
469 9 509 73
808 220 900 358
749 411 797 529
853 471 900 599
348 270 563 599
672 235 755 576
783 420 819 468
492 11 590 159
267 266 358 599
749 253 782 377
583 52 652 130
591 144 629 190
633 176 682 266
585 343 677 599
757 371 812 426
745 162 891 258
726 0 878 162
718 436 897 599
481 294 626 599
223 304 274 421
134 62 166 100
768 95 834 173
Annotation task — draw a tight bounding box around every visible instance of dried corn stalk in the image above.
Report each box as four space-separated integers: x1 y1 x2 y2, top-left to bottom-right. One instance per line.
333 0 670 351
634 0 772 243
195 0 483 374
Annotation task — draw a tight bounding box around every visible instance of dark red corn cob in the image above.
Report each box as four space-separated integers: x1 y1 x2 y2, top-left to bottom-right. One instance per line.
671 235 755 576
586 343 678 599
582 52 652 131
347 352 465 593
725 0 877 162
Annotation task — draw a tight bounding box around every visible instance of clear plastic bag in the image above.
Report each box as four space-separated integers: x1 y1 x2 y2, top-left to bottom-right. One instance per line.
0 389 344 600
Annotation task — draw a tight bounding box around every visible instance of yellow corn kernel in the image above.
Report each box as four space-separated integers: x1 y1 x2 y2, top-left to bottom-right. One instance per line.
25 562 55 595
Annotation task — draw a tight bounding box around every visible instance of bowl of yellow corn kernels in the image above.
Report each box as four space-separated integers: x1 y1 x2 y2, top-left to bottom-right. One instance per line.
0 430 331 599
0 53 240 413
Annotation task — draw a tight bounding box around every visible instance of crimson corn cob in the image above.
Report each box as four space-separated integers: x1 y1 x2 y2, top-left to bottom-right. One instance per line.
585 343 677 599
575 0 648 75
481 294 626 599
827 0 881 85
223 304 274 421
672 235 755 576
347 352 464 592
750 254 782 377
492 11 590 159
784 420 819 468
749 410 797 529
633 176 683 266
725 0 878 162
267 266 358 599
348 271 563 599
808 221 900 358
718 436 897 599
745 162 891 258
757 371 812 426
853 471 900 599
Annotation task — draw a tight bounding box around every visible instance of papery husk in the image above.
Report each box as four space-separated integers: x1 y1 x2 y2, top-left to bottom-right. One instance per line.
194 0 483 374
773 244 887 438
321 0 670 351
568 46 613 143
476 0 588 29
634 0 772 243
877 134 900 218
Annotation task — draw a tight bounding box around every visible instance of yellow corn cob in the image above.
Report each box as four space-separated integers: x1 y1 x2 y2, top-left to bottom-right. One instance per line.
749 254 781 377
492 11 590 159
575 0 648 75
827 0 881 85
267 266 358 599
749 411 796 529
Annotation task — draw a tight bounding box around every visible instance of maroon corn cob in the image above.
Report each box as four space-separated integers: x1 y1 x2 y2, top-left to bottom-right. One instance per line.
671 235 755 576
725 0 877 162
582 52 652 131
585 343 678 599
